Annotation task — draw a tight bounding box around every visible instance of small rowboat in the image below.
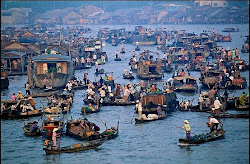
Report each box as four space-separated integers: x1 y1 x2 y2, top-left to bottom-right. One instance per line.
135 114 166 124
123 74 134 79
43 137 107 155
114 58 122 61
101 127 119 139
211 113 249 118
178 128 225 146
81 106 100 114
23 122 42 136
24 90 59 98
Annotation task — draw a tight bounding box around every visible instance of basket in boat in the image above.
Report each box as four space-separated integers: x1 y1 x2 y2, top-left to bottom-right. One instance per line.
33 109 39 114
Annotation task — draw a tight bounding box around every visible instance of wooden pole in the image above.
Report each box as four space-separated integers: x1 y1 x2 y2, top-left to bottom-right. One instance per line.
27 54 33 87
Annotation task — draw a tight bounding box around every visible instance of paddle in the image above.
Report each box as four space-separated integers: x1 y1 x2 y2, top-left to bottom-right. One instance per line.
130 112 136 124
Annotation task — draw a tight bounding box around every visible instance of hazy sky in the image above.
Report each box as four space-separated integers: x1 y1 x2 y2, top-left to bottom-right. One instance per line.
1 1 247 13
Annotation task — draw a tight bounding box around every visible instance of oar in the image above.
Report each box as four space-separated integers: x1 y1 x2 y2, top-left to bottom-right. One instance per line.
130 112 136 124
100 119 107 130
117 116 120 131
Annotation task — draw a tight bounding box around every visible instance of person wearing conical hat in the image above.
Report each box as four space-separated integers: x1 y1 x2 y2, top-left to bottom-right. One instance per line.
182 120 191 140
52 128 59 149
17 91 24 100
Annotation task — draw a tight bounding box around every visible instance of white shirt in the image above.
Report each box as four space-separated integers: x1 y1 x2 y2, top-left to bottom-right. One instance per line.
214 99 221 109
136 102 142 112
210 118 219 124
108 86 111 93
198 96 203 103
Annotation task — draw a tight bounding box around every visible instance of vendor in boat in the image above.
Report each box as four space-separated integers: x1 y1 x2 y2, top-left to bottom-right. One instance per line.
198 94 204 111
212 97 222 115
135 100 142 120
180 69 186 76
109 93 115 102
17 91 24 100
28 96 36 109
66 81 72 93
1 103 6 115
181 120 191 140
42 77 48 89
239 92 246 106
30 121 39 133
11 93 17 101
25 82 31 95
157 104 163 116
207 116 220 132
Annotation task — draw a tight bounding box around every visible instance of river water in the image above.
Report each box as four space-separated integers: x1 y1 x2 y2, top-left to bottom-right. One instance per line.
1 24 249 164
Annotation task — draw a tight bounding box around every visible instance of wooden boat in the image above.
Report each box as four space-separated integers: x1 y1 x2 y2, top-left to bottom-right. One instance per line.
135 114 166 124
211 113 249 118
168 76 198 92
24 90 59 98
23 122 42 136
123 74 134 79
178 128 225 146
101 100 137 106
81 106 100 114
72 83 88 90
65 119 101 141
43 137 107 155
226 77 247 89
137 55 163 80
101 127 119 139
135 46 140 51
114 58 122 61
221 27 239 32
1 99 43 119
42 114 64 139
95 69 105 75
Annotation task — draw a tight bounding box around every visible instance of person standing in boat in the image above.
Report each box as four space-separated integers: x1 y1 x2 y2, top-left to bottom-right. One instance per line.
17 91 24 100
198 94 204 111
181 120 191 140
95 62 99 74
135 100 143 120
11 93 17 101
25 82 31 95
52 128 60 150
213 97 222 115
115 50 119 59
207 116 220 132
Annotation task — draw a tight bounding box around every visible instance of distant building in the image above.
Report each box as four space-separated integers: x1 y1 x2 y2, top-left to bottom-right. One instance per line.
194 1 228 7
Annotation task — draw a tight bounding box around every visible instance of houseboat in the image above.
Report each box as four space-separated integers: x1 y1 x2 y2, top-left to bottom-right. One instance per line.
221 27 239 32
32 54 74 89
137 55 163 80
1 68 9 89
168 76 198 92
140 92 178 114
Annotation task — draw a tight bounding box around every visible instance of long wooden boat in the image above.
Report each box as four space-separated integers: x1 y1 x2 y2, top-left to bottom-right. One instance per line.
114 58 122 61
101 100 137 106
1 109 43 119
43 137 107 155
178 128 225 146
24 90 59 98
135 114 166 124
42 114 64 139
211 113 249 118
72 84 88 90
23 122 42 136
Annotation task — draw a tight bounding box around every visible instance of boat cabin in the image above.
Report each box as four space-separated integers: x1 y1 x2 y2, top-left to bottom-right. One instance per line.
33 54 74 88
137 58 163 80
